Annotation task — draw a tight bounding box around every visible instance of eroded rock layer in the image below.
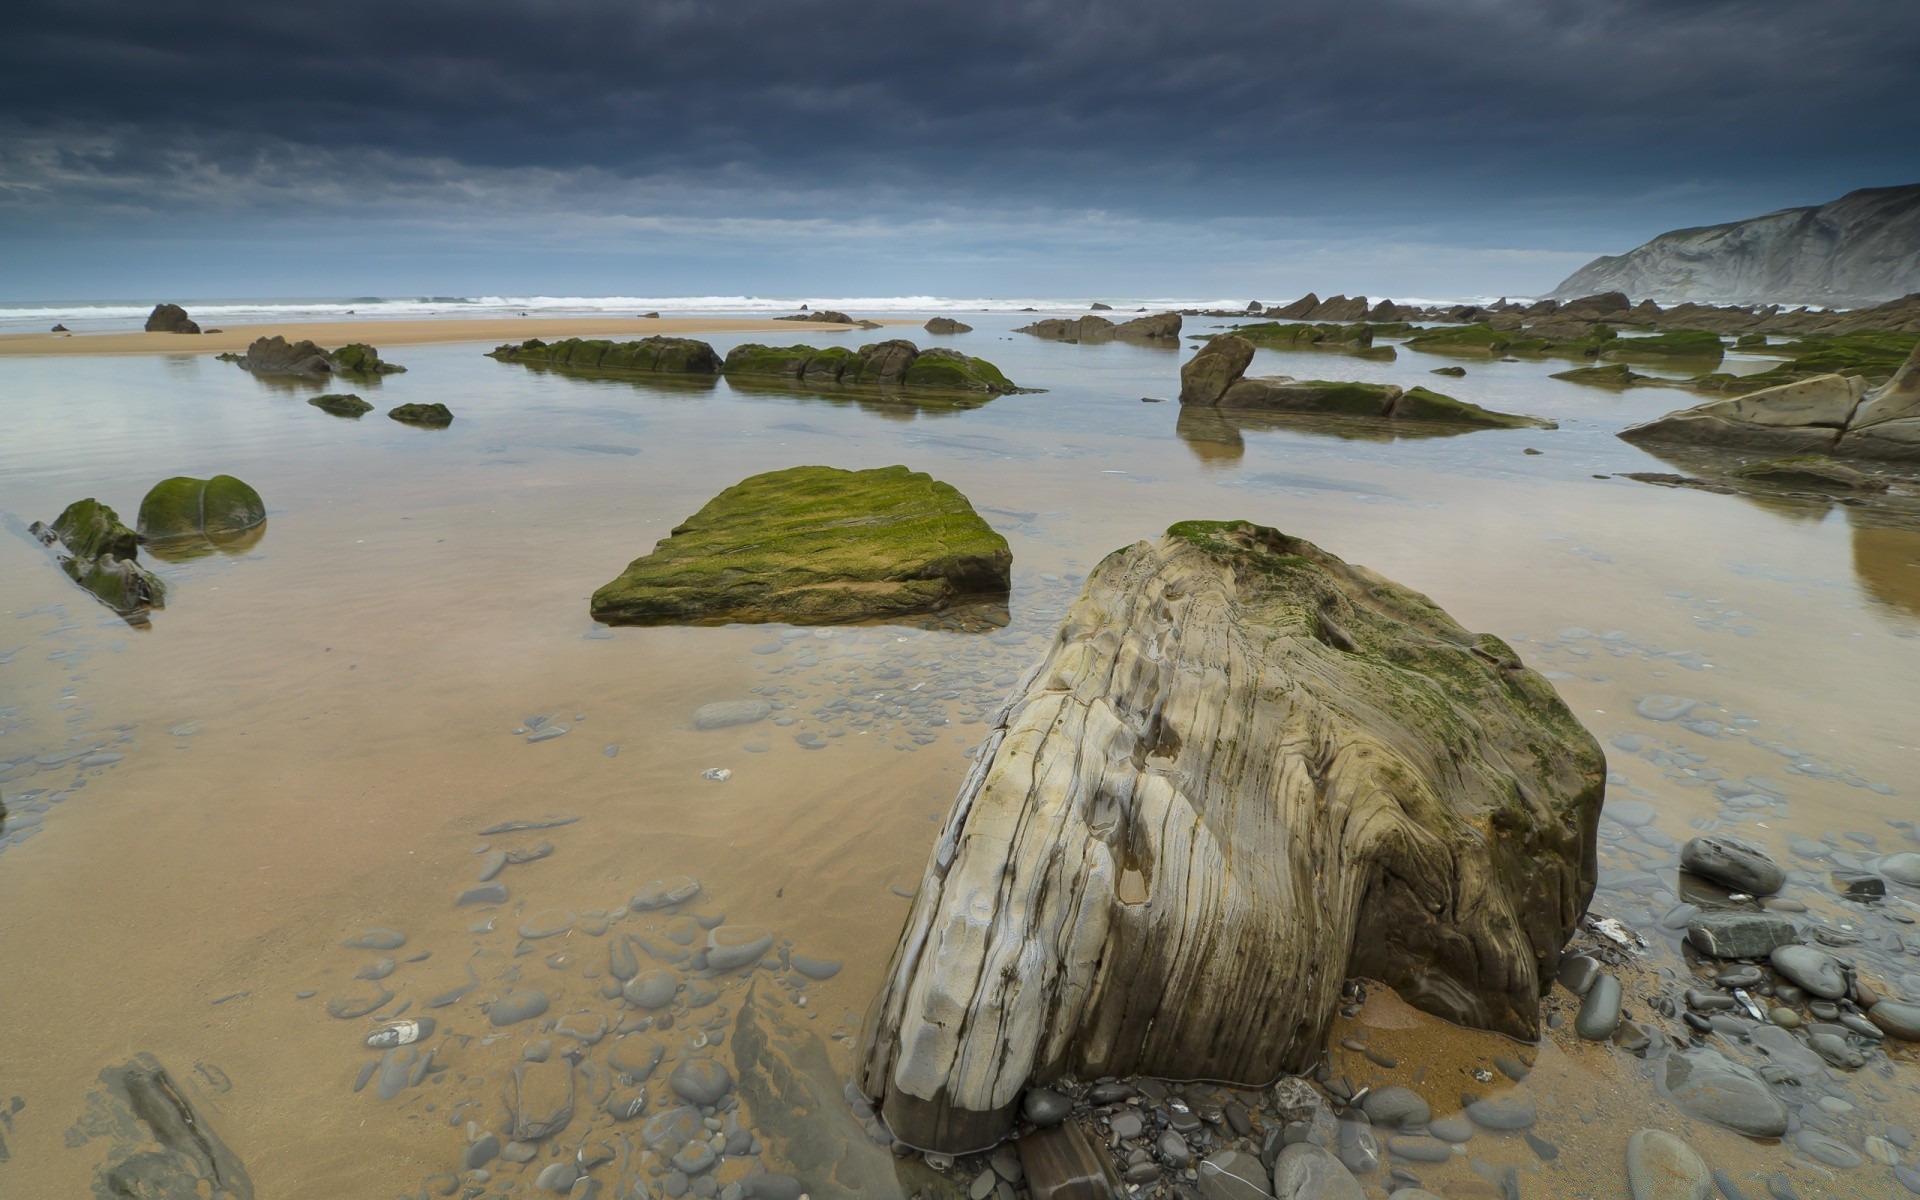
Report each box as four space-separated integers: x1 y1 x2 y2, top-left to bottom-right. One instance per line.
858 522 1604 1153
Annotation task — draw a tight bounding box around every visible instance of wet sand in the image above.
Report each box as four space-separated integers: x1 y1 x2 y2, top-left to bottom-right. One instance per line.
0 315 915 357
2 323 1917 1197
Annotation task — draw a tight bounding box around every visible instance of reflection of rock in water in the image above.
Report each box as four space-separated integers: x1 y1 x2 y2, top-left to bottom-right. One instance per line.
1851 519 1920 618
1173 408 1245 466
733 980 914 1198
65 1053 252 1199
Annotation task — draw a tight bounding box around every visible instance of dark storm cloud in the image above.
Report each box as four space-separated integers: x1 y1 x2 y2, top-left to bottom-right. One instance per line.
1 0 1916 296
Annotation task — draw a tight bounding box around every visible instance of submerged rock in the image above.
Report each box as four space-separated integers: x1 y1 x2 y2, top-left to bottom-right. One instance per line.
144 303 201 334
1179 337 1552 428
66 1053 253 1198
32 497 165 614
1626 1128 1712 1200
1726 455 1889 492
137 475 266 545
1621 342 1920 461
858 520 1603 1152
1662 1047 1788 1137
387 402 454 427
308 392 373 417
589 465 1012 627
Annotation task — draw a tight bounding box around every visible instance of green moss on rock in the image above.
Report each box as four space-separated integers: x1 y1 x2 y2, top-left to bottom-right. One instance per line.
329 343 407 376
488 336 722 375
388 402 454 427
589 465 1012 626
721 341 1018 395
1601 330 1725 363
65 555 166 614
50 498 139 561
1549 363 1651 388
1407 322 1614 360
309 392 373 417
138 475 267 543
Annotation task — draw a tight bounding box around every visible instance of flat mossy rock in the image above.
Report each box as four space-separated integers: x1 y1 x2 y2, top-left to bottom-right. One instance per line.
309 392 373 417
1688 331 1917 394
858 521 1604 1152
1406 322 1613 359
1550 363 1659 388
1016 313 1180 343
589 465 1011 626
722 341 1018 394
1181 339 1551 428
388 402 454 427
50 498 139 561
137 475 267 543
488 336 723 375
1601 329 1725 363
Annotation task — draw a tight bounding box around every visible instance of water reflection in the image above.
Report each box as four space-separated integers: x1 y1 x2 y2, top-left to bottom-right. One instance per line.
1175 405 1486 468
1851 517 1920 620
143 521 268 563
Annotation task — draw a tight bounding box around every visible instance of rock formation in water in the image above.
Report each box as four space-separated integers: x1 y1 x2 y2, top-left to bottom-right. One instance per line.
1551 184 1920 307
1178 335 1553 429
722 340 1019 394
29 498 166 615
858 521 1605 1152
1620 342 1920 462
224 335 405 377
389 402 455 427
1015 312 1181 343
775 309 882 328
65 1053 253 1198
144 303 201 334
309 392 374 417
138 475 267 545
489 336 721 375
590 465 1012 626
925 316 974 334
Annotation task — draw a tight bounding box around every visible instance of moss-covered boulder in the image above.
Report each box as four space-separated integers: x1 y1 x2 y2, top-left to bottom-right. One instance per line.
1406 322 1614 359
721 341 1018 394
589 465 1012 626
488 336 723 375
66 555 166 614
229 336 405 376
388 402 453 427
1602 330 1725 363
49 498 139 561
1179 335 1256 404
328 343 407 376
137 476 267 544
1550 363 1656 388
1217 378 1553 428
1016 313 1180 342
309 392 373 417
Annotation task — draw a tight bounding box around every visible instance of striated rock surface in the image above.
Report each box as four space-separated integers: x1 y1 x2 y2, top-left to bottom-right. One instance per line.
144 303 201 334
1551 184 1920 307
590 465 1011 626
1621 342 1920 461
858 521 1604 1152
1016 312 1181 343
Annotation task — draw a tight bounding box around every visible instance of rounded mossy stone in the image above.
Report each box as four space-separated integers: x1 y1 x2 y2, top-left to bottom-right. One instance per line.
50 497 139 561
388 402 454 427
899 348 1015 393
328 343 405 375
590 464 1012 626
309 392 373 417
137 475 266 543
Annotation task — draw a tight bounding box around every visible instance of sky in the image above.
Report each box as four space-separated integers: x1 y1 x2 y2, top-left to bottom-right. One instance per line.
2 0 1917 302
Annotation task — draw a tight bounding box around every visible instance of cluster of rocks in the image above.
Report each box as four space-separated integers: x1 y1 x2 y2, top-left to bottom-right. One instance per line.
1013 312 1181 344
29 475 266 616
1177 335 1553 429
490 337 1025 397
218 335 407 377
590 465 1012 627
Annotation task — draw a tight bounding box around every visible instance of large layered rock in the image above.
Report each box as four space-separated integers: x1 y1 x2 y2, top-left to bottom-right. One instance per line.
1179 336 1552 429
488 336 721 375
722 340 1018 394
30 498 166 615
226 336 404 376
144 303 201 334
590 465 1011 626
1016 313 1181 343
858 521 1604 1152
1621 342 1920 461
1550 184 1920 307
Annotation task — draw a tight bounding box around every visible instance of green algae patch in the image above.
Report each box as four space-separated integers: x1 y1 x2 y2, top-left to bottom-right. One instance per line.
137 476 266 544
590 465 1012 626
388 402 454 427
1688 330 1918 394
65 555 166 614
329 343 407 376
309 392 373 417
51 498 139 562
1406 323 1615 359
1391 385 1552 428
721 341 1021 396
1602 329 1725 363
489 336 723 375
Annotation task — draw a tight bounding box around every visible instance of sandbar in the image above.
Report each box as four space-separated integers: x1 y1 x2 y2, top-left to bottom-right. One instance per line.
0 315 916 357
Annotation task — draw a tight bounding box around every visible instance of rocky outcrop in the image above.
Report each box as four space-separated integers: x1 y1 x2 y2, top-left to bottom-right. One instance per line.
589 465 1012 626
138 475 267 545
66 1054 252 1199
144 303 200 334
309 392 373 417
721 340 1019 394
857 521 1604 1152
1179 335 1554 429
1405 323 1615 359
1016 313 1181 343
389 402 454 426
775 310 881 329
925 317 973 335
1552 185 1920 307
488 336 721 375
227 336 405 377
1268 293 1319 320
1621 343 1920 461
30 498 166 615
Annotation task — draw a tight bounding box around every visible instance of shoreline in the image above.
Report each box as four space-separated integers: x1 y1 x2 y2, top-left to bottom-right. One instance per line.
0 315 918 358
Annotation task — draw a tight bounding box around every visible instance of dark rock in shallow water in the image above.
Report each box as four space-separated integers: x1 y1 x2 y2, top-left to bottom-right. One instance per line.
924 316 973 335
67 1053 252 1198
34 497 167 615
228 335 403 376
1680 835 1787 896
387 402 453 427
144 303 201 334
138 475 266 546
668 1056 733 1105
1685 911 1798 958
1626 1128 1711 1200
858 520 1604 1152
590 465 1011 627
630 875 700 910
308 392 372 417
1273 1142 1366 1199
489 988 550 1026
1576 974 1622 1039
722 339 1020 394
489 335 721 374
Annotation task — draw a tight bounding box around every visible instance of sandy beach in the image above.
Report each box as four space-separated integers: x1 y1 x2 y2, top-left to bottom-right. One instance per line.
0 315 915 357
